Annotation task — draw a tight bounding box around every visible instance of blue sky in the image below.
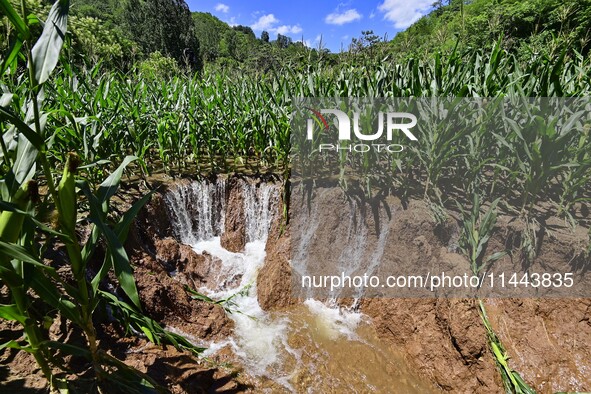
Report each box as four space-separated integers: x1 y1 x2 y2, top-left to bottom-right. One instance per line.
184 1 435 52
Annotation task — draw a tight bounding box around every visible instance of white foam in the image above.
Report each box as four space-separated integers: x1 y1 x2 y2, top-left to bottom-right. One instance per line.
193 237 289 375
304 299 363 340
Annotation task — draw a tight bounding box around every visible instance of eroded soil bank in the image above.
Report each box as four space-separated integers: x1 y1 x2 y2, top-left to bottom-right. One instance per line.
1 175 589 393
126 176 435 392
260 181 591 393
130 176 590 393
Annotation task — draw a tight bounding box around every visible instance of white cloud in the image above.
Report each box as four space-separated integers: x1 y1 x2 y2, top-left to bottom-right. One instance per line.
215 3 230 13
251 13 302 36
325 9 362 25
252 14 279 30
276 25 302 35
377 0 432 29
369 11 376 19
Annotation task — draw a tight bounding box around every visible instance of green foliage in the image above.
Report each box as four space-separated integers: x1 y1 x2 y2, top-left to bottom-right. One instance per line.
192 12 230 62
479 301 537 394
3 44 589 212
192 11 260 67
124 0 201 71
139 50 181 79
349 30 384 60
191 11 320 73
457 195 507 274
71 0 123 30
233 24 256 39
261 30 269 43
185 284 253 316
389 0 591 61
69 15 136 64
276 33 292 49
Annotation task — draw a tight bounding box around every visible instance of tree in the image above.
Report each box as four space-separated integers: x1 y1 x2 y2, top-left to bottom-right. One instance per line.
193 12 229 62
261 30 270 43
233 25 255 39
123 0 202 71
276 33 292 49
350 30 382 58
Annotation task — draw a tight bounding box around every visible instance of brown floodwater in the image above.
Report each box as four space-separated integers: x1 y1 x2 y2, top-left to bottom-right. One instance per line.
224 302 438 393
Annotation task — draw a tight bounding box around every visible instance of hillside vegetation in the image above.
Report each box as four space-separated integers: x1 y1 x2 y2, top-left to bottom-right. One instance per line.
4 0 589 73
389 0 591 61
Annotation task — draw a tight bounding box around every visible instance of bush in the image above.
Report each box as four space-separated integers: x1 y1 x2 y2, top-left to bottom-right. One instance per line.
138 51 181 79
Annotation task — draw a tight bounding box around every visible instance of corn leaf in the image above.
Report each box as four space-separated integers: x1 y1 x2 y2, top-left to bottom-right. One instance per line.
30 0 69 85
96 155 137 205
80 181 141 309
0 304 27 324
0 0 30 39
0 37 23 76
0 106 45 150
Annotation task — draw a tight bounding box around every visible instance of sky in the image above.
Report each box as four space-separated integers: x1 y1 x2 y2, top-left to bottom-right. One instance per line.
184 1 435 52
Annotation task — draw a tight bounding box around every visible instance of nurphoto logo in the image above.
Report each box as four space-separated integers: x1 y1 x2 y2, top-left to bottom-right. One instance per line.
305 107 418 153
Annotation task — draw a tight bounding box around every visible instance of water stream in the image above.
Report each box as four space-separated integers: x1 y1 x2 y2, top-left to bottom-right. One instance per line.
164 178 434 393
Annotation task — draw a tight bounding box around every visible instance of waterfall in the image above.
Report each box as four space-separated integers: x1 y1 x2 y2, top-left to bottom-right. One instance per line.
290 188 392 301
165 177 278 245
159 178 429 393
163 177 285 374
243 181 278 243
164 179 226 245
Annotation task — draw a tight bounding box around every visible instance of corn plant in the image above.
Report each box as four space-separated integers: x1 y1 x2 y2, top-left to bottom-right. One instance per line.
0 1 203 391
556 122 591 218
457 195 506 275
479 301 536 394
499 101 587 215
11 44 584 226
1 1 72 388
5 43 585 214
456 195 534 394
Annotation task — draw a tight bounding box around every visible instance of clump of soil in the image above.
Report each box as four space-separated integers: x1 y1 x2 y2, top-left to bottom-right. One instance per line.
220 177 247 253
133 250 233 340
257 197 296 311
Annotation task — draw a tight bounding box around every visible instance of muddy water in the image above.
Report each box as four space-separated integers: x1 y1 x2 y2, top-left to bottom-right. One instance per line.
267 303 435 393
164 179 436 393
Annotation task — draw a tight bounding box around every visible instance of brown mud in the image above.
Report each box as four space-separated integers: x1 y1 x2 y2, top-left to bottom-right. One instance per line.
281 185 591 393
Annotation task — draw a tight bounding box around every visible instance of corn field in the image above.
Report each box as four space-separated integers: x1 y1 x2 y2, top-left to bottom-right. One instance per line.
3 43 590 215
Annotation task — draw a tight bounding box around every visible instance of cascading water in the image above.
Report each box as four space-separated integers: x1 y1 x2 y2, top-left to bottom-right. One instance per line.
164 180 226 244
290 188 392 301
165 177 288 374
163 177 434 393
